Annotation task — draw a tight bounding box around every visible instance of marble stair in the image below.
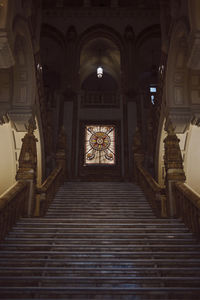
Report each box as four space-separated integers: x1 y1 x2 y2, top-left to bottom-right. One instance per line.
0 182 200 299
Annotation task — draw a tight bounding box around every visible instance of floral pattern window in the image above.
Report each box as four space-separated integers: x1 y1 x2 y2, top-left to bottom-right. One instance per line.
84 125 116 165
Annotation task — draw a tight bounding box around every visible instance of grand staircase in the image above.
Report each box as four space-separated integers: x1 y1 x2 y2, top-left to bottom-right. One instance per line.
0 182 200 299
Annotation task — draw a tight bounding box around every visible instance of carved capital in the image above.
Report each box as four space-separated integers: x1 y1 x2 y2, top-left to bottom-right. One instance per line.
164 120 186 182
16 118 38 181
167 107 191 133
7 110 33 132
0 31 14 68
187 31 200 70
0 112 9 125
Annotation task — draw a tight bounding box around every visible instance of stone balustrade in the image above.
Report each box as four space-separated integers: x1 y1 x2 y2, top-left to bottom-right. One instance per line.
174 182 200 236
35 166 63 217
0 182 29 241
134 155 167 218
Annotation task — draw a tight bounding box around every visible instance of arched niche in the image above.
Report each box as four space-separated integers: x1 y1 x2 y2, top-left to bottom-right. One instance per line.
9 17 36 131
78 25 124 88
79 37 121 86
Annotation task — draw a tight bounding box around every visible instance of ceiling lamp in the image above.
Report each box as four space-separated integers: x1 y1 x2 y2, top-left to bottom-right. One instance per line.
97 66 103 78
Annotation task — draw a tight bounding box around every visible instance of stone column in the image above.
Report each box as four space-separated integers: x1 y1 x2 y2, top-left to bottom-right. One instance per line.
56 126 67 180
132 127 144 182
164 120 186 217
124 26 136 95
159 0 170 53
63 26 78 93
16 118 38 217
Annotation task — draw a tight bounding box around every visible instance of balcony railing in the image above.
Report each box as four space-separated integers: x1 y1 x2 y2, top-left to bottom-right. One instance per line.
81 91 120 107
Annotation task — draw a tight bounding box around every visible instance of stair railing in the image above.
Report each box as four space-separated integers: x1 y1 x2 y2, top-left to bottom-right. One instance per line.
0 182 29 241
35 165 63 216
173 182 200 236
35 126 67 217
134 154 167 218
133 128 167 218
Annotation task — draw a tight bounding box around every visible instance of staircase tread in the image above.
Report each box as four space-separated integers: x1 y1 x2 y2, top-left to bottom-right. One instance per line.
1 181 200 299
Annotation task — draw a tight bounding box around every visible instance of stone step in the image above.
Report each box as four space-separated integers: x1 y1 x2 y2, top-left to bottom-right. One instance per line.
1 266 200 277
1 245 199 253
4 237 197 245
19 218 182 223
0 251 199 260
0 276 200 288
9 227 190 233
0 286 200 299
1 181 199 299
14 222 186 228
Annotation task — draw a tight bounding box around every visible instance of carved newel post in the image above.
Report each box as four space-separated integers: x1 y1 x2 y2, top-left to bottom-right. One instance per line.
132 127 144 182
164 121 186 217
16 119 38 217
56 126 67 180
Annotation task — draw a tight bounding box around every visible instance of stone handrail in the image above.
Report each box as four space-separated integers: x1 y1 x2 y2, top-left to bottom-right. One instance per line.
174 182 200 236
35 165 63 217
0 182 29 241
134 157 167 218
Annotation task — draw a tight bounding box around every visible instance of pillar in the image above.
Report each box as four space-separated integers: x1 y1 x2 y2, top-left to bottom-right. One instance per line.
16 118 38 216
164 120 186 217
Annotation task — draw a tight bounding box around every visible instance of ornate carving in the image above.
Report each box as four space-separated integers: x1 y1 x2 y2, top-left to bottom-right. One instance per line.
7 111 32 132
164 119 186 217
164 120 186 182
167 107 191 133
56 126 67 179
16 118 38 181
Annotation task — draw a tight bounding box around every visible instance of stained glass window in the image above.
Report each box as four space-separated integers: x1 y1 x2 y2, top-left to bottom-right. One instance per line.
84 125 116 165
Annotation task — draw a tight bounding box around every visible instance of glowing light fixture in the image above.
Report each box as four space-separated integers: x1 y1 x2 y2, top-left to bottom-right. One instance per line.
97 66 103 78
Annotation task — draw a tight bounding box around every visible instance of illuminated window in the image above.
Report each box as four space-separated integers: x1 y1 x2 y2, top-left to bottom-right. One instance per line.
84 125 115 165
